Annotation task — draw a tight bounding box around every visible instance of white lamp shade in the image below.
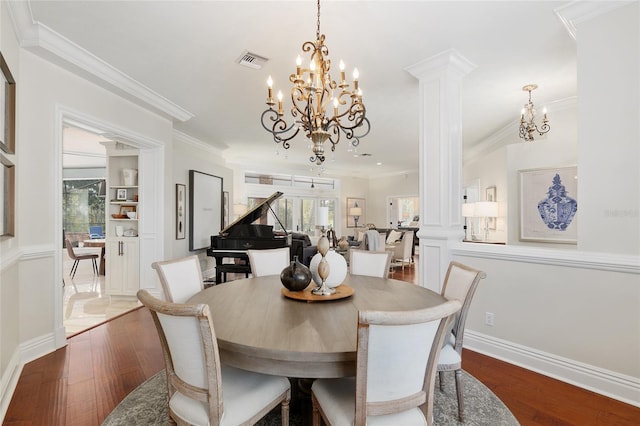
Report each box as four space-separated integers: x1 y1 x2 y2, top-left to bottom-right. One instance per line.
462 203 475 217
474 201 498 217
309 251 348 288
317 206 329 227
350 207 362 216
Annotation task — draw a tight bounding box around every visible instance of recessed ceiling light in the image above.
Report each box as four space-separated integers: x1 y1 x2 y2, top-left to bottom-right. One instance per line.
376 162 382 166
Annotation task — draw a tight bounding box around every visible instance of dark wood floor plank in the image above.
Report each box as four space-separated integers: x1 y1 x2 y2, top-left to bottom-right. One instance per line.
66 378 98 426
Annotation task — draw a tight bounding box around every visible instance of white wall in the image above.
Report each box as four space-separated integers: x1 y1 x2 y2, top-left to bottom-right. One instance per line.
168 134 234 277
577 3 639 255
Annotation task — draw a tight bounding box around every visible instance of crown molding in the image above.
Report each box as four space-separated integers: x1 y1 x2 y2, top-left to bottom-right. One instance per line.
173 130 227 156
6 1 194 122
555 1 636 40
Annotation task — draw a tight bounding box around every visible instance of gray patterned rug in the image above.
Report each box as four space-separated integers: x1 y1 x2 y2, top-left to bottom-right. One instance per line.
102 370 518 425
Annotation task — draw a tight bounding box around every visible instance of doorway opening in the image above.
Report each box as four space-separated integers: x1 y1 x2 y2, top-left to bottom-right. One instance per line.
61 124 138 337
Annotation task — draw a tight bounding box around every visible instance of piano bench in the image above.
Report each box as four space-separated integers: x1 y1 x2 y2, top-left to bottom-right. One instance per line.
217 263 251 283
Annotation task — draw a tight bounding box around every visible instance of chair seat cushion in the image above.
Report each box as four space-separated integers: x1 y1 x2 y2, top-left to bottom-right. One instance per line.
170 364 290 426
312 377 427 426
438 343 461 369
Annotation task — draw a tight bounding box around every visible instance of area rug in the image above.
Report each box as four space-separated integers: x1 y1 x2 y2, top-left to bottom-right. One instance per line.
102 369 519 425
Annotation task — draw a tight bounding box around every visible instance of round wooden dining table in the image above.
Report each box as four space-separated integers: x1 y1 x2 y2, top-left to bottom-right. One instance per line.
187 274 446 379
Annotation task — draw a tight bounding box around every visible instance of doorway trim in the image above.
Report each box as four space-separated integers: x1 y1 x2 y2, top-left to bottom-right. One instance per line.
54 105 165 347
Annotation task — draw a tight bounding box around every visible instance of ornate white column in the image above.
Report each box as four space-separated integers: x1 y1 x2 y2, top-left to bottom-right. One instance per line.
405 49 476 292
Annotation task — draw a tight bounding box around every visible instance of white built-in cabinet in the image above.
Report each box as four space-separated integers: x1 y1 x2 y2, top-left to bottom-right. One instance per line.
102 141 140 296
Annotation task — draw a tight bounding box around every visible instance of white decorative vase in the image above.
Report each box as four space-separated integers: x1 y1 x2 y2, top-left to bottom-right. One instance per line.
309 251 348 288
122 169 138 186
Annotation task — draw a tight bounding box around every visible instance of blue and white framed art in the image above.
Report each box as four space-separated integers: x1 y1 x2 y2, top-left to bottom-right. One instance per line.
519 166 577 244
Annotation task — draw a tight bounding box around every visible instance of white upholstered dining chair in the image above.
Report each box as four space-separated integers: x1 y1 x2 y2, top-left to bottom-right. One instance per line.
349 249 392 278
437 261 486 421
152 255 204 303
137 289 291 426
247 247 290 277
311 299 462 426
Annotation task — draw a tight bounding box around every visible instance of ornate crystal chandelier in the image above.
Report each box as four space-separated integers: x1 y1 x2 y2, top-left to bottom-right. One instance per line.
260 0 370 166
519 84 550 141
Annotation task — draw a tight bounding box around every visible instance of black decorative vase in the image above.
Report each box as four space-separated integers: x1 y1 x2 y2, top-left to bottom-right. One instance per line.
280 256 312 292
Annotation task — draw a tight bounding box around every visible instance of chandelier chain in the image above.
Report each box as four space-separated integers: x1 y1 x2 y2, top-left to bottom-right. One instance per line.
316 0 321 40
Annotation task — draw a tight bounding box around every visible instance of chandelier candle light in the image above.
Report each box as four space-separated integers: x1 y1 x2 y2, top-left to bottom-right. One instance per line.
519 84 550 141
261 0 370 166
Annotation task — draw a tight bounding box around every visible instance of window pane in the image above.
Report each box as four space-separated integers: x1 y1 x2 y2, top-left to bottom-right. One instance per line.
300 199 315 233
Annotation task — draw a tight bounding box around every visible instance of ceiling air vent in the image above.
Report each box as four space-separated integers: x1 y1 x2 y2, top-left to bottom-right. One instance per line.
236 51 269 69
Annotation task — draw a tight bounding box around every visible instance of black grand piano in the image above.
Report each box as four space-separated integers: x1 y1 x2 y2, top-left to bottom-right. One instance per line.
206 191 289 284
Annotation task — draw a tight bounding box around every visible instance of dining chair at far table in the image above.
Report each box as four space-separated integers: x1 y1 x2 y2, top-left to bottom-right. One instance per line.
65 238 99 279
437 261 486 422
311 299 462 426
349 249 392 278
137 289 291 426
152 255 204 303
247 247 291 277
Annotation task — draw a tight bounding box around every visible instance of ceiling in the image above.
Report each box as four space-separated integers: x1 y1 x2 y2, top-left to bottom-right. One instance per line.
25 1 577 177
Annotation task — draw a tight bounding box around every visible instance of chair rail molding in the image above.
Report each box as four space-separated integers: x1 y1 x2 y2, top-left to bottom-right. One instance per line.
450 242 640 274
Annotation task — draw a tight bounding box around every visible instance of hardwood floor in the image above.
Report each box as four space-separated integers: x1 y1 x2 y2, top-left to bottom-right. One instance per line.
5 258 640 425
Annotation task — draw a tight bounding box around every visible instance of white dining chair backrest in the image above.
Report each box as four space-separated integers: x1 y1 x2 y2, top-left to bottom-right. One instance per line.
437 261 486 422
137 289 291 426
247 247 290 277
152 255 204 303
349 249 392 278
311 299 462 426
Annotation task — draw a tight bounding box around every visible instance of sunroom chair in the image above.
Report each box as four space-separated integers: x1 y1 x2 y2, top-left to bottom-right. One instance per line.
65 238 99 279
152 255 204 303
391 230 414 271
88 225 104 239
247 247 290 277
137 289 291 426
311 299 461 426
349 249 392 278
437 261 486 421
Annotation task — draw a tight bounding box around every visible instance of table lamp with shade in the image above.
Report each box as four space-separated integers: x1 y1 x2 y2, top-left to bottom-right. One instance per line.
317 206 329 235
349 203 362 228
462 202 475 241
473 201 498 241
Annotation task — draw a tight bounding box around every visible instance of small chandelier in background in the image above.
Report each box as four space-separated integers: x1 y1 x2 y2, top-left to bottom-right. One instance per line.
519 84 550 141
260 0 370 166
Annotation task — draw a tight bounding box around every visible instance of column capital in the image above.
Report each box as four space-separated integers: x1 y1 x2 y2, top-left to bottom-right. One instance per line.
405 48 477 81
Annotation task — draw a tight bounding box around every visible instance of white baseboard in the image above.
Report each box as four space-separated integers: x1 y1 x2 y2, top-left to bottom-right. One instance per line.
19 332 58 365
465 330 640 408
0 349 23 423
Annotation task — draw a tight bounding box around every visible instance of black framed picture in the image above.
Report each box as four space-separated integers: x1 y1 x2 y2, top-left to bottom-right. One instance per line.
0 51 15 155
189 170 223 251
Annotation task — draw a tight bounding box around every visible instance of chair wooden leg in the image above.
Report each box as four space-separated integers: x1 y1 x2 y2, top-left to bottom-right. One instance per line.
281 398 290 426
438 370 445 391
454 369 464 421
311 394 322 426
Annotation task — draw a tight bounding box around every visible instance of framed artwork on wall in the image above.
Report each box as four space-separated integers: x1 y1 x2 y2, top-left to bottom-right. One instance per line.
346 197 365 228
0 51 15 155
176 183 186 239
0 153 15 237
519 166 578 244
189 170 223 251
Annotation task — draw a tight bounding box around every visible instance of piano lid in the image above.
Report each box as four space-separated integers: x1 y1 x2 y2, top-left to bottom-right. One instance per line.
219 191 285 236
